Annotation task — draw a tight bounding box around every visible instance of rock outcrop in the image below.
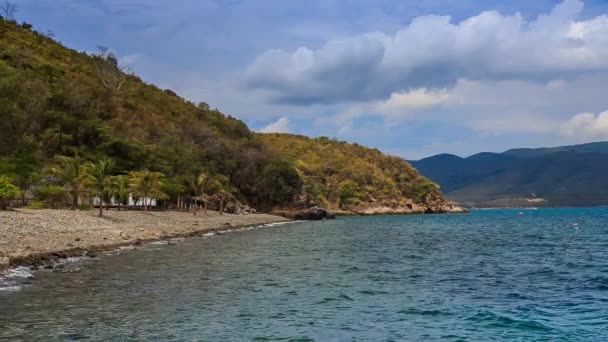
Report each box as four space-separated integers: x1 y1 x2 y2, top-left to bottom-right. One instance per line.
223 201 257 215
329 194 468 216
272 207 336 220
294 207 336 220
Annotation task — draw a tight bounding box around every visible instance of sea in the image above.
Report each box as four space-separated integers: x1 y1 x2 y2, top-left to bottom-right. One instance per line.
1 208 608 341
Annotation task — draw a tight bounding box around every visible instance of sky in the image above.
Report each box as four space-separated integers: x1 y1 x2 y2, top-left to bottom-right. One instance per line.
15 0 608 159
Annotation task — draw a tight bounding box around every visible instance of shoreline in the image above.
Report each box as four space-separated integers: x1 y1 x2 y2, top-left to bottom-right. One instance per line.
0 209 291 273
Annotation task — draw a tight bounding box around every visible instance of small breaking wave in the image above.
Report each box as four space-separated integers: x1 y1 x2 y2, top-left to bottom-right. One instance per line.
0 267 34 292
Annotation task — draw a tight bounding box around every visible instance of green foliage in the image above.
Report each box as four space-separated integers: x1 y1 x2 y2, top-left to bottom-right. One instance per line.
0 18 446 211
0 18 300 209
338 180 363 206
25 200 46 209
86 158 115 216
260 134 442 208
402 176 438 204
0 175 20 209
110 175 131 207
32 184 68 209
49 155 90 209
128 170 167 211
256 159 302 205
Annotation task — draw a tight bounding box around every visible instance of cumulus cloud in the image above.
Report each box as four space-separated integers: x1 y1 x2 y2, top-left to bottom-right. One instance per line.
245 0 608 105
562 110 608 138
259 117 291 133
377 88 449 116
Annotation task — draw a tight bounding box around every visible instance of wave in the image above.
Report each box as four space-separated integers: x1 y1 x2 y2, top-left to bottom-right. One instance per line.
0 267 34 292
466 310 553 332
398 308 451 316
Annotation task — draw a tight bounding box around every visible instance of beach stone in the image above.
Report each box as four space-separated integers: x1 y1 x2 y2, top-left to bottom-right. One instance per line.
295 207 336 221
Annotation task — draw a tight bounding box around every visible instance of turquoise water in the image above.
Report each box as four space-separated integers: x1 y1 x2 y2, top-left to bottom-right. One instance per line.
1 208 608 340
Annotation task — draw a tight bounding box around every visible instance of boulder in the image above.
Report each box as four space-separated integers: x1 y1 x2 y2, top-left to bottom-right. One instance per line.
294 207 336 220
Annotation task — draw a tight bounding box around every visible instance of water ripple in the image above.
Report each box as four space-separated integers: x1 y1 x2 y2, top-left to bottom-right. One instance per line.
1 208 608 340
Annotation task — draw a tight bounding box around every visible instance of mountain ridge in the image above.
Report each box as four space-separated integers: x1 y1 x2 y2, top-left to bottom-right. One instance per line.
411 142 608 207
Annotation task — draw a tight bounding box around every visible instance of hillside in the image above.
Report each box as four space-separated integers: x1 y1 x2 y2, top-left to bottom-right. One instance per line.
411 143 608 207
0 18 453 213
260 134 461 213
0 17 292 208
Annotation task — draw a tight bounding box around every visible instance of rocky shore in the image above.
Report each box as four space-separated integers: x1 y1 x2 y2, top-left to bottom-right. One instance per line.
0 209 289 271
337 204 469 216
273 202 468 220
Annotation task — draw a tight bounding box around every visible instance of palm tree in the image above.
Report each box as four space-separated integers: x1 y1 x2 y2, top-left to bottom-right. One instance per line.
86 158 115 217
50 155 90 210
111 175 130 211
128 170 166 212
190 170 209 215
212 175 236 215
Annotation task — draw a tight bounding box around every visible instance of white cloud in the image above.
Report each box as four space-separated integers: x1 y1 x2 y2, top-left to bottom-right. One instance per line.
377 88 449 115
562 110 608 138
259 117 291 133
245 0 608 105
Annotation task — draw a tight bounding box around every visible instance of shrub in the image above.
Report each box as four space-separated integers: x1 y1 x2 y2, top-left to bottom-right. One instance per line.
338 180 363 207
25 200 46 209
33 185 68 209
0 175 20 209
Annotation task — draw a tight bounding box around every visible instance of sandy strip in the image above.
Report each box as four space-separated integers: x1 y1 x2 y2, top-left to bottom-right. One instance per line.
0 209 290 271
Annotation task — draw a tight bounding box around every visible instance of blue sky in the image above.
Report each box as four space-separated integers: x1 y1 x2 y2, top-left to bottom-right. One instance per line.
16 0 608 159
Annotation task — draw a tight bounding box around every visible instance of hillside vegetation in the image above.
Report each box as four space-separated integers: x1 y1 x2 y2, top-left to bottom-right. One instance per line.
0 17 449 212
260 134 444 211
411 142 608 207
0 17 291 208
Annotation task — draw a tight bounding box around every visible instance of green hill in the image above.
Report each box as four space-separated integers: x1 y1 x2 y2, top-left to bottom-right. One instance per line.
260 134 449 212
0 17 450 212
0 17 287 208
411 143 608 207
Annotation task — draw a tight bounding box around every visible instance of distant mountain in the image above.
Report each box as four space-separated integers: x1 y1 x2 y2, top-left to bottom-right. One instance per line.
410 142 608 207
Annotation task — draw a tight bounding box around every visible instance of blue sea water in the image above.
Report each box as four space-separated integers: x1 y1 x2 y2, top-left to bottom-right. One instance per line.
1 208 608 341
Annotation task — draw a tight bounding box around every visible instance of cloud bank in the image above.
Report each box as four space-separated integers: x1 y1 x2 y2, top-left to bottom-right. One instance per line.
245 0 608 105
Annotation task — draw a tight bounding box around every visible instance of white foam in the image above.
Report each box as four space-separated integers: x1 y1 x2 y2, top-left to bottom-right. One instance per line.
0 285 22 292
0 267 34 293
151 240 169 245
3 267 33 279
260 221 299 228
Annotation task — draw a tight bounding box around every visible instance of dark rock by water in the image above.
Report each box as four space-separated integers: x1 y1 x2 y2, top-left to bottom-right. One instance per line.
294 207 336 220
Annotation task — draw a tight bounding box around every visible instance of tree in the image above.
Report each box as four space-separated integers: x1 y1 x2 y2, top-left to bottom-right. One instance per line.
0 175 19 210
160 177 185 210
50 155 90 210
128 170 166 212
189 170 209 215
93 46 130 95
111 175 130 211
257 159 301 206
93 47 131 121
0 1 16 20
210 175 235 215
86 158 115 217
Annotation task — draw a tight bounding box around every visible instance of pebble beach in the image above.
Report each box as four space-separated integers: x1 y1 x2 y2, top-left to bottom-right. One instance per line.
0 209 290 271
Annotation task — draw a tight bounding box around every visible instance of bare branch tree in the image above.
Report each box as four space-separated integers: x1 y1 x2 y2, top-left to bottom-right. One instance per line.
0 0 16 20
93 46 131 95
